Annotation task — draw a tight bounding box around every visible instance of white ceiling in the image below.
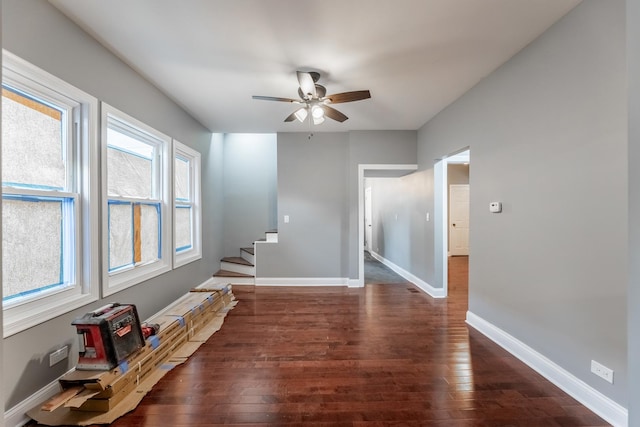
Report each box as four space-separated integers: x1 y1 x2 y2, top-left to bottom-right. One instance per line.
48 0 581 134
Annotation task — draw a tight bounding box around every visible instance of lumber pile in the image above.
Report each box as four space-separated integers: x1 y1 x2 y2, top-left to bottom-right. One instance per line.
27 284 236 426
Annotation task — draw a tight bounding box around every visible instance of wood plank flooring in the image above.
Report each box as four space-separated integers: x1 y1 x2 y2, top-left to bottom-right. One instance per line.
102 256 608 426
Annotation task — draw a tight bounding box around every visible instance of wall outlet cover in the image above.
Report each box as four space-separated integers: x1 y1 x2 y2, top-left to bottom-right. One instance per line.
49 346 69 367
590 360 614 384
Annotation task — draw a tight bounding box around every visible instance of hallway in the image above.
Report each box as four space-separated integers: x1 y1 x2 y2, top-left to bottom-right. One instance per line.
363 251 407 284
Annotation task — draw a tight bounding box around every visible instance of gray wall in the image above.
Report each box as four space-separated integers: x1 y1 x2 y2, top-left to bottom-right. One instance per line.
222 133 277 255
258 131 417 280
418 0 627 405
257 132 349 277
628 0 639 423
2 0 224 409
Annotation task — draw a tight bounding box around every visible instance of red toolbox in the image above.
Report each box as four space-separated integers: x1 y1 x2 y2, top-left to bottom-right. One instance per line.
72 303 144 370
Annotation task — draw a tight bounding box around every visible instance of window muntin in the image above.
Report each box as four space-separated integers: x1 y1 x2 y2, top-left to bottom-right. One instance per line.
2 50 99 337
102 103 171 295
173 141 201 267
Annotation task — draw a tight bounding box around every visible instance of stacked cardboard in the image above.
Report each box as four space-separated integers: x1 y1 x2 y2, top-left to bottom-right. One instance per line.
27 284 236 426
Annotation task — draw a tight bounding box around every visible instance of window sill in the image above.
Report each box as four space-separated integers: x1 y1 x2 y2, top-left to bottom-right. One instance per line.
174 250 202 269
3 290 98 337
103 261 172 297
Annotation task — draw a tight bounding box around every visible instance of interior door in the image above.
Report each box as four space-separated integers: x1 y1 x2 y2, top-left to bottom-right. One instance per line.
449 184 469 256
365 187 372 251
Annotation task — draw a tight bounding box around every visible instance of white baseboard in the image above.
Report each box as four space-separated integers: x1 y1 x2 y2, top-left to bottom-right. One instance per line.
255 277 348 286
348 278 364 288
466 311 628 427
5 371 68 427
370 251 445 298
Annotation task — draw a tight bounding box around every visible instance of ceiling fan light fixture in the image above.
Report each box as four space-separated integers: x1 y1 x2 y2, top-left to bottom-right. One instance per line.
311 104 324 119
253 71 370 125
294 107 308 122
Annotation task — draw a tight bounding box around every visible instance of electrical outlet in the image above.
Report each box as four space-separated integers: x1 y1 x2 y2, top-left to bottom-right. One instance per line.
591 360 614 384
49 346 69 367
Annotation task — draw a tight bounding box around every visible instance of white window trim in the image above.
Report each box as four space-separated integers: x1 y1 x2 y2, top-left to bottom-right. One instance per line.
2 50 99 337
101 103 172 296
173 140 202 268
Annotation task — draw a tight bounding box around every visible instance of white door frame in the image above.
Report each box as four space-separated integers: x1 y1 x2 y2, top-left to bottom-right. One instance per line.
434 159 448 297
355 164 418 287
435 149 469 297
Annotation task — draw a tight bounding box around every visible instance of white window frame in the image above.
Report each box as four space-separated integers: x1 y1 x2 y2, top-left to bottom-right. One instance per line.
101 103 172 296
173 140 202 267
2 51 99 337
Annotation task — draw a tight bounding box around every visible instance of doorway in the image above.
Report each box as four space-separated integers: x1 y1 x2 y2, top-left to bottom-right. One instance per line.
356 164 418 287
435 149 470 296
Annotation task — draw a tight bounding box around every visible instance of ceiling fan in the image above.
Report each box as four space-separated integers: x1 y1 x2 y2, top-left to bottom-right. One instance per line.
252 71 371 125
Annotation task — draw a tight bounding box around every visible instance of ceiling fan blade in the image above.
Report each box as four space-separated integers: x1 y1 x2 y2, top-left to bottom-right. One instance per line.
322 105 348 122
297 71 317 99
284 111 297 122
325 90 371 104
252 95 299 103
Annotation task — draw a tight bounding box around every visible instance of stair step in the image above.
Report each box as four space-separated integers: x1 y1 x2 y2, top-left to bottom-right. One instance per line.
221 256 253 267
240 247 255 265
213 269 253 278
220 256 255 276
265 230 278 243
213 269 255 285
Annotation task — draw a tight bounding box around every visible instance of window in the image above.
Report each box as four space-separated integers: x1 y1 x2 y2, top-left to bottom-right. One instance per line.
2 51 99 337
173 140 201 267
101 103 171 295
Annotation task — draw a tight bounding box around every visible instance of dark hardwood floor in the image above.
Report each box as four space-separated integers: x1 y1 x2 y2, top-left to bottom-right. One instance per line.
103 256 608 426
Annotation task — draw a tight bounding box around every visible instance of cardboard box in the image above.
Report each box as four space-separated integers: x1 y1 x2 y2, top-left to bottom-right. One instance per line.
28 288 237 426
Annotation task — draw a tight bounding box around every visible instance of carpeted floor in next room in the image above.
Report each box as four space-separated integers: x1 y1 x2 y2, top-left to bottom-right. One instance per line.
364 251 408 284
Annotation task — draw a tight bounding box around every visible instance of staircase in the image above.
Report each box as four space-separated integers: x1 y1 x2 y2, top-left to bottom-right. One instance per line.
213 231 277 285
214 247 256 285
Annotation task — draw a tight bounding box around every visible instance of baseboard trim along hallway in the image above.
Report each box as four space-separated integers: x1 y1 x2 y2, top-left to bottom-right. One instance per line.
466 311 628 427
369 251 445 298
